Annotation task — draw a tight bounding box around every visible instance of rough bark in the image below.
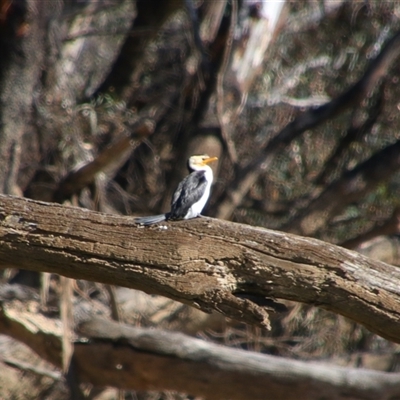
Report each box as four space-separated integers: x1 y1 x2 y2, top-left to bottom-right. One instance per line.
0 195 400 343
0 302 399 400
0 0 50 194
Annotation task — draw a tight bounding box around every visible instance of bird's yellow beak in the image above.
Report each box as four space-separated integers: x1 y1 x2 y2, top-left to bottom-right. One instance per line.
203 156 218 165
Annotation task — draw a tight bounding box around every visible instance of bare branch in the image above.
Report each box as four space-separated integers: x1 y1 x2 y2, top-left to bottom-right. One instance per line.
53 120 154 203
216 0 238 164
1 357 61 381
315 84 384 185
60 276 73 374
0 0 50 194
199 0 227 44
215 29 400 220
285 139 400 236
0 195 400 343
341 207 400 250
0 303 399 400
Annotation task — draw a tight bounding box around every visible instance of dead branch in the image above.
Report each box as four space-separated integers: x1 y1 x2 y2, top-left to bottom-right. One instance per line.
315 83 384 185
341 207 400 250
285 139 400 236
216 0 238 164
0 302 399 400
53 120 154 203
0 0 51 194
215 29 400 220
0 195 400 343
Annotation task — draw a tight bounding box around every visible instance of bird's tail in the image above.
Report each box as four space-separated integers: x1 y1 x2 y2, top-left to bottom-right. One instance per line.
134 214 167 225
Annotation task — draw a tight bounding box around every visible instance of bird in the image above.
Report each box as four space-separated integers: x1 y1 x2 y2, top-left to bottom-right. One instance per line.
134 154 218 225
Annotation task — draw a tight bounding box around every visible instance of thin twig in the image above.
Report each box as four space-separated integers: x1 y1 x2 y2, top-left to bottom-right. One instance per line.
2 357 62 380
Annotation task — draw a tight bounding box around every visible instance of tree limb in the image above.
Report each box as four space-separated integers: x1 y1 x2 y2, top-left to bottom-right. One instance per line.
53 120 154 203
341 207 400 250
315 82 384 185
0 303 399 400
0 195 400 342
285 139 400 236
0 0 50 194
215 29 400 220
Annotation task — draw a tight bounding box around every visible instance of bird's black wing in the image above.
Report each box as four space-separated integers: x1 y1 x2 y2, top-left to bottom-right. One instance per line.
168 170 207 219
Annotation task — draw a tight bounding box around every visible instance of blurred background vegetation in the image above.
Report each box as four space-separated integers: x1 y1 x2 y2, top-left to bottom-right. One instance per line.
1 0 400 398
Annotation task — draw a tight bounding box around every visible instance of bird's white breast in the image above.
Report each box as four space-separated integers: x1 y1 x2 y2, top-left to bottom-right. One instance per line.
184 167 213 219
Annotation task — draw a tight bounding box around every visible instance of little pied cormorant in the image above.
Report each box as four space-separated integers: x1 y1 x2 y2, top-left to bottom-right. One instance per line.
134 154 218 225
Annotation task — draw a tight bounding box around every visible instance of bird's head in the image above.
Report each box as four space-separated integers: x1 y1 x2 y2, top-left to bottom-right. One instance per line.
188 154 218 171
